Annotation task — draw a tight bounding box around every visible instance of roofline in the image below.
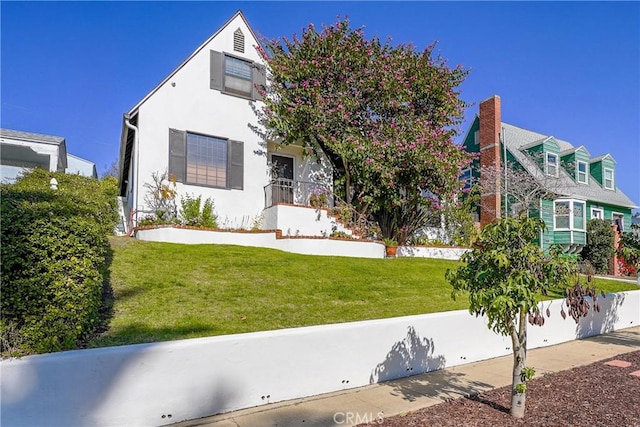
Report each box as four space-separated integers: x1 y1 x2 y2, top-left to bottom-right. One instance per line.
125 10 262 116
0 128 65 145
589 153 616 164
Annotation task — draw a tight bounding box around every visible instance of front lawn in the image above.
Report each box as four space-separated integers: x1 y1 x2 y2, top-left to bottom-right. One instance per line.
89 238 638 348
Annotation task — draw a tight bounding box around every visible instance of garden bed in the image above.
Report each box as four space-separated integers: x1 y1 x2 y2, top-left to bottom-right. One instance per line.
361 350 640 426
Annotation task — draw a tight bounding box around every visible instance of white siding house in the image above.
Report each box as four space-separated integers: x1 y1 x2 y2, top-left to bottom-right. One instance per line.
118 11 332 233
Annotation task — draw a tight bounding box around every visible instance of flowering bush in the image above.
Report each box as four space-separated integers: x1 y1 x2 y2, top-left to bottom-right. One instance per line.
309 187 329 208
259 18 473 242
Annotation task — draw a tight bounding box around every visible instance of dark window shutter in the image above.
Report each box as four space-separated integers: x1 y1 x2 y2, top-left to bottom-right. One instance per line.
229 140 244 190
252 64 267 101
210 50 223 90
168 129 186 183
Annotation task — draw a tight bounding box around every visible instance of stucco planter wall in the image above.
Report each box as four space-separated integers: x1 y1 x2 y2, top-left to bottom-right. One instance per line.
2 291 638 427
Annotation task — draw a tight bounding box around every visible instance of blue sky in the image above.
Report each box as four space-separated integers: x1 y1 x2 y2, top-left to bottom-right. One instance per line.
2 1 638 206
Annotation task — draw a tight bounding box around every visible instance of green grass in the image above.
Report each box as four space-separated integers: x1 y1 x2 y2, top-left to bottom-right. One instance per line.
90 237 638 348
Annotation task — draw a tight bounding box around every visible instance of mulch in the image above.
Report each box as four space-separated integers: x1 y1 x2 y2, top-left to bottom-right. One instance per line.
359 350 640 427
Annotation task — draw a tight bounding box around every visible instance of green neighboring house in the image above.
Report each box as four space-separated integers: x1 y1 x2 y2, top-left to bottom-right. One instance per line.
463 95 637 253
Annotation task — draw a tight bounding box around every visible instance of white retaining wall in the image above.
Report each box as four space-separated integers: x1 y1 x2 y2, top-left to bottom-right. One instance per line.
2 291 638 427
136 226 385 259
397 245 470 260
263 204 352 238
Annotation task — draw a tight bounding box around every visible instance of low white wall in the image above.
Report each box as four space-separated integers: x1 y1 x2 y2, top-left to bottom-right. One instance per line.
136 227 384 259
263 204 351 237
2 291 638 427
397 245 470 260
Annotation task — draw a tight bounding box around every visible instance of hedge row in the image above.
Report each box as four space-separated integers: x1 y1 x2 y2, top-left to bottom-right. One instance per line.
1 169 118 356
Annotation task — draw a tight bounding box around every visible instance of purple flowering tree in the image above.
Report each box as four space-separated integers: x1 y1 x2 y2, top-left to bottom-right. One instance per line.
258 18 474 242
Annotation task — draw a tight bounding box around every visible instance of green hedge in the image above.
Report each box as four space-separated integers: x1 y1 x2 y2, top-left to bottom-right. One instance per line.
1 169 118 356
580 219 615 274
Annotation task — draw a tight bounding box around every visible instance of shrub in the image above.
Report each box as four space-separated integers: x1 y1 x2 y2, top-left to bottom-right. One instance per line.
1 169 118 356
580 219 615 274
179 194 218 228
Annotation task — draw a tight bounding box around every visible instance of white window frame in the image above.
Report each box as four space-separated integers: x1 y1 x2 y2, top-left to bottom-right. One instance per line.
603 167 614 190
590 207 604 220
545 152 559 177
576 160 588 184
612 212 625 232
553 199 586 231
473 130 479 145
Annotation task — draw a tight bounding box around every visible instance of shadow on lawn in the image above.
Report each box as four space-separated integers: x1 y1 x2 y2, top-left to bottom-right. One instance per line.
88 322 217 348
370 326 494 403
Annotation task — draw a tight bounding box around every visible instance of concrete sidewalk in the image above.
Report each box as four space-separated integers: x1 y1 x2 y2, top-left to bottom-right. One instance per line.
174 327 640 427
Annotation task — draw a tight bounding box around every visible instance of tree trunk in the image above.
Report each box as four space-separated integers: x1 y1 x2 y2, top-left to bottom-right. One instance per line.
510 309 528 418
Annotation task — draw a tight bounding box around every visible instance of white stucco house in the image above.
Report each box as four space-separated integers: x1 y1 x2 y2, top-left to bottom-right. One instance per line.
0 128 97 183
118 11 334 235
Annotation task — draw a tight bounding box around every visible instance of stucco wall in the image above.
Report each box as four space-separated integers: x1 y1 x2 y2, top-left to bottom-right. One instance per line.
133 14 268 228
2 291 638 427
397 246 470 260
136 226 384 258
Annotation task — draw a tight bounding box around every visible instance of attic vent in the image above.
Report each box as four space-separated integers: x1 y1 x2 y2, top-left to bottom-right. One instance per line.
233 28 245 53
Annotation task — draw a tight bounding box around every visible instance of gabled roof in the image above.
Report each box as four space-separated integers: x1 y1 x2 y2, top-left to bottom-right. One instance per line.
520 136 557 151
589 153 616 164
126 10 261 115
560 145 590 157
500 122 636 209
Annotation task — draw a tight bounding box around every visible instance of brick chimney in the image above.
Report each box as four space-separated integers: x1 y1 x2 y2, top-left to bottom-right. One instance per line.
479 95 502 227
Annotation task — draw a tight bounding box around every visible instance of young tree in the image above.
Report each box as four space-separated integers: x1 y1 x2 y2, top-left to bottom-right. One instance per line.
446 217 577 418
258 19 473 240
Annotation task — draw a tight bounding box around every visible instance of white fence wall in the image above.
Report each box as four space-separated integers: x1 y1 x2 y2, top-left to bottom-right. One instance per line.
2 291 638 427
397 246 470 260
136 226 385 258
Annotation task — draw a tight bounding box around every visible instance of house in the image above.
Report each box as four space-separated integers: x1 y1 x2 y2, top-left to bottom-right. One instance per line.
66 154 98 178
0 128 97 183
117 11 333 235
462 95 637 253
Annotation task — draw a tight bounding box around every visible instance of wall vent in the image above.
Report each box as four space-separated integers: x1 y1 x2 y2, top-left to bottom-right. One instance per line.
233 28 245 53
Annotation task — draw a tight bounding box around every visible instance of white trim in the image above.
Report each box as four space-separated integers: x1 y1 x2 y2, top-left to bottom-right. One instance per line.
590 207 604 220
603 167 615 190
553 199 586 232
126 11 263 115
576 160 588 184
545 152 559 177
612 212 625 231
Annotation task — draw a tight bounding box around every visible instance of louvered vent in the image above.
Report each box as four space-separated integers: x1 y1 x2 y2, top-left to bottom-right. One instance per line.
233 28 245 53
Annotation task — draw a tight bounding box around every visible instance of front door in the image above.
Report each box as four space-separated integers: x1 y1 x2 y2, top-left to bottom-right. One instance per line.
271 155 294 204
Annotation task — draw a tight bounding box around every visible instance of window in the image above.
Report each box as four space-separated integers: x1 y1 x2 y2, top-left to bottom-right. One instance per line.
209 50 266 101
576 161 588 184
573 201 585 230
473 130 479 145
612 213 624 232
554 201 571 229
590 207 603 220
460 168 472 190
224 56 253 98
168 129 243 190
545 152 558 176
603 168 614 190
186 133 228 187
554 199 586 231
